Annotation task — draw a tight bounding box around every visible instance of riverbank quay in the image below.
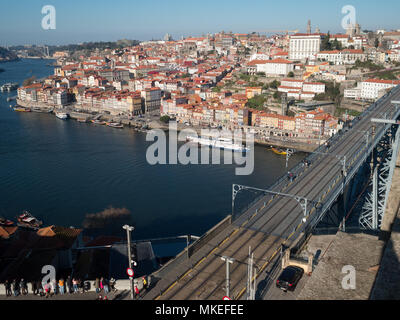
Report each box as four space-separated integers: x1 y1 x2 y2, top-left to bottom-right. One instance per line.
14 99 319 152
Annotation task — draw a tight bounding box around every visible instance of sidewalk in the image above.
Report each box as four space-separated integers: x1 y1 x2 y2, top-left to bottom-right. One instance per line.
0 290 127 301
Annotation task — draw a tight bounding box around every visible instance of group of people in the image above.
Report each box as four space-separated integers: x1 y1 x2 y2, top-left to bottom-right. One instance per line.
4 279 28 297
94 277 117 297
3 276 114 298
302 159 311 168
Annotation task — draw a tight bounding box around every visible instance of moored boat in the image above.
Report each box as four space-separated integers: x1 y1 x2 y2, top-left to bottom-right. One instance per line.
271 147 287 155
13 106 31 112
91 119 107 125
0 217 14 227
187 136 250 152
107 122 124 129
55 112 68 120
1 83 19 92
32 107 53 113
17 210 43 229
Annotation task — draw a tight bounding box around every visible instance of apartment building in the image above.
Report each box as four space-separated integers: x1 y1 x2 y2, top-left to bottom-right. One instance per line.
361 79 400 100
289 33 323 61
247 59 294 77
141 87 162 113
316 49 366 65
278 79 325 100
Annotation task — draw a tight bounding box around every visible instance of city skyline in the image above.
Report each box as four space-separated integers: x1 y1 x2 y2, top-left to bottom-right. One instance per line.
1 0 400 46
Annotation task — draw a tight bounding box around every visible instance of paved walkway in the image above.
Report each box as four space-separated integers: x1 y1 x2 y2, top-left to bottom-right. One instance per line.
0 290 129 301
297 231 384 300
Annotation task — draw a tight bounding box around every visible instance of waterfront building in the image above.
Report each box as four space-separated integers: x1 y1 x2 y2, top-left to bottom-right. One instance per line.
141 87 162 113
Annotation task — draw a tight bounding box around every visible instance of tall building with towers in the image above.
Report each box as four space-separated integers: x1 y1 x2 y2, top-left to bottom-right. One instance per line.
307 20 311 34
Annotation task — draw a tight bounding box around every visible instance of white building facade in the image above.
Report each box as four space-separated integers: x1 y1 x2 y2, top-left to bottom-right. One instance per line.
289 34 323 61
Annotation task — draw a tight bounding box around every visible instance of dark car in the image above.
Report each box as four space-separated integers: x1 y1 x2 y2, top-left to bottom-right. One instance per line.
276 266 304 292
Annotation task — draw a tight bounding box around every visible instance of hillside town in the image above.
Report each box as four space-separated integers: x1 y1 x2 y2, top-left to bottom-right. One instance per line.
15 22 400 147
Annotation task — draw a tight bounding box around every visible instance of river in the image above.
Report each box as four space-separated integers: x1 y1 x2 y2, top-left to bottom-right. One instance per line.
0 59 306 240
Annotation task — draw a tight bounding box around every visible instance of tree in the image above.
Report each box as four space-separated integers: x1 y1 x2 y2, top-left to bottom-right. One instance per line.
160 115 171 123
273 91 283 101
375 38 380 48
287 71 294 78
321 32 332 50
269 80 281 89
262 84 269 91
212 86 221 93
332 39 342 50
246 95 267 110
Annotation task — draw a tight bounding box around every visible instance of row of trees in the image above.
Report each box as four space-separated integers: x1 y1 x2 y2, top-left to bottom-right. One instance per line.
352 59 384 71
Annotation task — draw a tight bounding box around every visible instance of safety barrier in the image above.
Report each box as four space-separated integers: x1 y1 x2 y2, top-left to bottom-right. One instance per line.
187 215 232 258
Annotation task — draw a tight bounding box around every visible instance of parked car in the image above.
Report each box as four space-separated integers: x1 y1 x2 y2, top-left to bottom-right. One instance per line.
276 266 304 292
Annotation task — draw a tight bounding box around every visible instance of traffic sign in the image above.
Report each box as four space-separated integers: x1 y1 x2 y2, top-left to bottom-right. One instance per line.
223 296 231 301
127 268 134 278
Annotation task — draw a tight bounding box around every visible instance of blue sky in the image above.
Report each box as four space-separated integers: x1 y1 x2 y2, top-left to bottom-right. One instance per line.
0 0 399 46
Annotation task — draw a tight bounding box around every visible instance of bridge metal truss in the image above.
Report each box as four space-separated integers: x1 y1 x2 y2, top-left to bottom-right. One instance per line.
359 125 400 230
299 100 400 235
232 96 400 238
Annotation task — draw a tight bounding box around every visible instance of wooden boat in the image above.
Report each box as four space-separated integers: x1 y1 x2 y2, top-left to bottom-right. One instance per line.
91 120 107 125
107 122 124 129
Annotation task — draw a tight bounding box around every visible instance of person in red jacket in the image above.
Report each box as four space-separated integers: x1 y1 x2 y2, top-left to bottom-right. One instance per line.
134 285 140 299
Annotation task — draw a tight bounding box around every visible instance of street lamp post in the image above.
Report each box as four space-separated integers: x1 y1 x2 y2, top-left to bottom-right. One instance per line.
123 225 135 300
221 256 235 298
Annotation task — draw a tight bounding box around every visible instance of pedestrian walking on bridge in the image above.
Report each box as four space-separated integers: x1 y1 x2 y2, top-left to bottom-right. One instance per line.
72 278 79 294
142 277 148 290
20 279 28 295
59 278 65 295
12 279 19 297
44 283 51 298
134 285 140 299
4 280 11 297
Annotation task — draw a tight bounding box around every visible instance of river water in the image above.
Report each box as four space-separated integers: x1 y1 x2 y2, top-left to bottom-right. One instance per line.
0 59 306 240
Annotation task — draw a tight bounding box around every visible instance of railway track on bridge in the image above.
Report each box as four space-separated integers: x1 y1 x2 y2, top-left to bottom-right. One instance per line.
155 87 400 300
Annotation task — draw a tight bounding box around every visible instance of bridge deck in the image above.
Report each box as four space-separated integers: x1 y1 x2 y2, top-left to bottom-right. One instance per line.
151 86 400 300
